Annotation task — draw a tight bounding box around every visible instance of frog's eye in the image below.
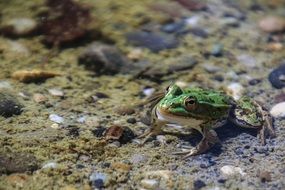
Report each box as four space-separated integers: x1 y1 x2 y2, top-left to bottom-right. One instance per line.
184 97 197 111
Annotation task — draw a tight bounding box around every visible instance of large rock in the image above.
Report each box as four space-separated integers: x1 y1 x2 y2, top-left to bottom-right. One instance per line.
0 92 23 118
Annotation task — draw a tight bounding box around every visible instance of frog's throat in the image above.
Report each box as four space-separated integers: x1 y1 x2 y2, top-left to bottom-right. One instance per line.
156 107 204 126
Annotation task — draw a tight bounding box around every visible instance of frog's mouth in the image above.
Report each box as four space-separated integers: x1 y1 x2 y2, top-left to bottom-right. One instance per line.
156 107 204 126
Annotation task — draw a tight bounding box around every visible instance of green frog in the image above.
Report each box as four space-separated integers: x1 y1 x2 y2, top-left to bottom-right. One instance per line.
139 84 275 159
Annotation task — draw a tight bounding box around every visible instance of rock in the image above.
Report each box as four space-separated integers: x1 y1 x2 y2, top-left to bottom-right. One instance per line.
0 92 23 118
126 31 179 52
141 179 159 189
92 126 106 137
220 165 246 177
89 172 109 188
42 162 57 169
104 125 136 144
221 17 240 27
33 93 47 103
78 42 129 75
268 63 285 89
6 174 29 187
175 0 207 11
0 152 39 174
12 70 61 83
202 64 221 73
7 41 30 56
127 48 143 61
225 83 244 100
111 162 132 172
49 114 64 124
50 123 60 129
0 18 37 36
248 79 261 86
0 81 12 89
143 87 155 97
48 88 64 97
259 16 285 33
211 44 224 57
193 179 206 190
85 116 100 127
167 55 198 72
270 102 285 118
185 16 200 27
126 117 136 124
115 106 135 115
267 42 283 51
188 27 208 38
129 154 148 164
161 20 185 33
236 54 258 68
258 170 272 182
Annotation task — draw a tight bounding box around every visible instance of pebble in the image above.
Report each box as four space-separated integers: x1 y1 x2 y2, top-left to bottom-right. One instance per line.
193 179 206 190
161 20 185 33
127 48 143 61
6 174 28 187
76 116 86 123
220 165 246 177
202 64 221 73
270 102 285 118
42 162 57 169
89 172 109 188
48 88 64 97
7 41 30 56
126 31 179 52
175 0 207 11
236 54 257 68
0 152 39 174
129 154 148 164
167 55 198 72
33 93 47 103
141 179 159 189
111 162 132 172
1 18 37 36
115 106 135 115
225 83 244 100
49 114 64 124
12 70 61 83
185 16 200 27
267 42 283 51
78 42 128 74
50 123 60 129
85 116 100 127
105 125 136 144
221 17 240 27
259 16 285 33
143 87 155 97
258 170 272 182
0 92 23 118
126 117 136 124
211 44 223 57
188 27 208 38
268 63 285 89
0 81 12 89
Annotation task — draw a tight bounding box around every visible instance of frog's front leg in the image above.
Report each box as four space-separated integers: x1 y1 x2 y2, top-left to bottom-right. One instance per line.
174 124 220 159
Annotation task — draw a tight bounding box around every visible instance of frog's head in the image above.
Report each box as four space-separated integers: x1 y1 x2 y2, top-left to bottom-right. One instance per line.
157 84 231 119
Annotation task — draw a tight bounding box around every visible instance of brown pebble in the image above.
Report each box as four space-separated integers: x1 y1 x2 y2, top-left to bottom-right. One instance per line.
33 93 47 103
111 162 132 172
12 69 61 83
259 171 272 182
6 174 29 186
105 125 124 140
259 16 285 33
267 43 283 51
115 106 135 115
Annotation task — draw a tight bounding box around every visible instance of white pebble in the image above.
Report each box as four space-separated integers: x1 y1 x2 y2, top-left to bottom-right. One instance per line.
77 116 86 123
185 16 200 26
42 162 57 169
50 123 60 129
141 179 159 189
85 116 100 127
48 88 64 97
270 102 285 118
6 18 36 35
236 54 258 68
175 81 188 88
143 88 155 97
8 40 30 56
0 81 12 89
49 114 64 124
220 165 246 177
33 93 47 103
225 83 244 100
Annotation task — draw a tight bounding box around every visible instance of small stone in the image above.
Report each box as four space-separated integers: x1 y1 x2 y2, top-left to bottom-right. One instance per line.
220 165 246 177
236 54 257 68
193 179 206 190
225 83 244 100
127 48 143 61
0 152 39 174
141 179 159 189
7 41 30 57
89 172 109 188
0 92 23 118
127 118 136 124
270 102 285 118
0 81 12 89
268 63 285 89
175 0 207 11
115 106 135 115
6 174 29 187
33 93 47 103
211 44 223 57
92 126 106 137
49 114 64 124
188 27 208 38
1 18 37 36
167 55 198 72
12 70 61 83
259 170 272 182
42 162 57 169
202 64 221 73
48 88 64 97
129 154 148 164
143 87 155 97
161 20 185 33
50 123 60 129
259 16 285 33
85 116 100 127
267 42 283 51
105 125 135 144
248 79 261 86
78 42 129 75
126 31 179 52
77 116 86 123
185 16 200 27
221 17 240 27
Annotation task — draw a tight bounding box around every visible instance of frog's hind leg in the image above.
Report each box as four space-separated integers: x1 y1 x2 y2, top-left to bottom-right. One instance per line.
174 124 220 159
229 97 275 145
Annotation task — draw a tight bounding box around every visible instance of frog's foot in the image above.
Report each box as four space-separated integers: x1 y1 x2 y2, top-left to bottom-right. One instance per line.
173 129 220 159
